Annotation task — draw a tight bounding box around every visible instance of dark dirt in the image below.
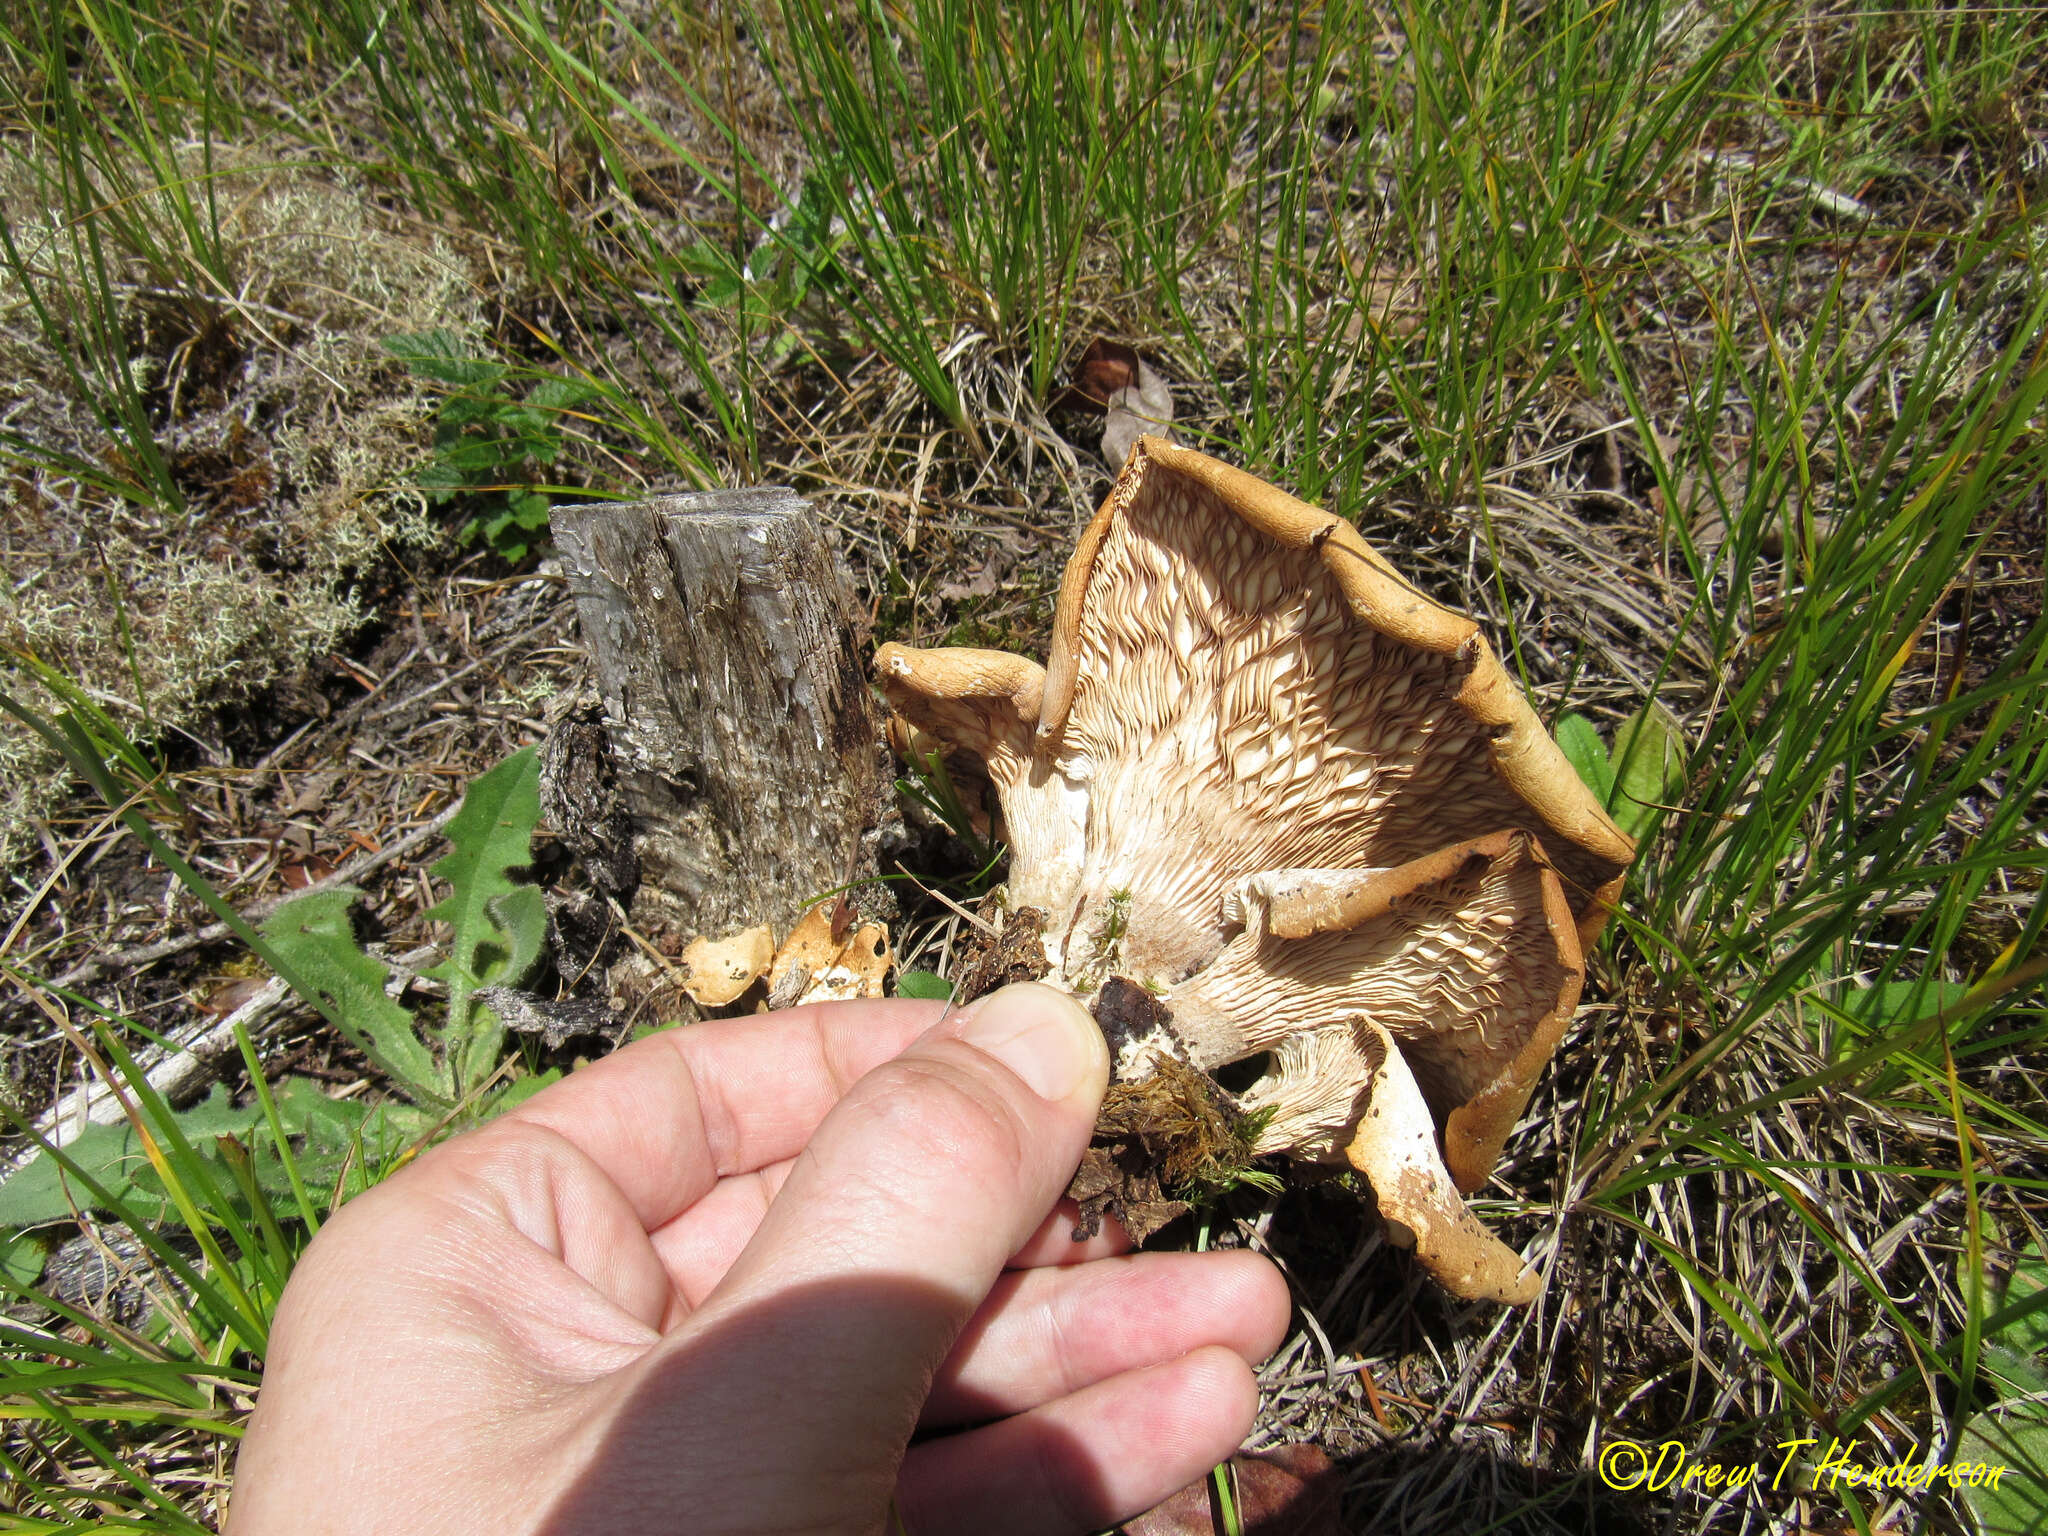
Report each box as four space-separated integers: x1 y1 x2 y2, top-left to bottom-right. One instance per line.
946 905 1051 1003
1069 1042 1260 1247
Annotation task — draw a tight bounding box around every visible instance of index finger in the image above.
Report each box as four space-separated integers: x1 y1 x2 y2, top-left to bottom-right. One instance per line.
502 997 948 1230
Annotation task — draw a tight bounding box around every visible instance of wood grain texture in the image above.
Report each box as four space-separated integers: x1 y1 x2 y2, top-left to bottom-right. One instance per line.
550 488 887 942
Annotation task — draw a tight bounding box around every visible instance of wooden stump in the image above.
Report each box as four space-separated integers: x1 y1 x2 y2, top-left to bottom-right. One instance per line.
547 488 890 949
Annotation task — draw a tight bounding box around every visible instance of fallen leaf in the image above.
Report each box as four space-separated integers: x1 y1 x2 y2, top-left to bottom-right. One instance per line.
1122 1444 1343 1536
681 924 773 1006
199 977 270 1017
937 540 1016 603
937 566 1001 601
280 854 335 890
1072 337 1141 407
285 770 343 816
1102 359 1175 471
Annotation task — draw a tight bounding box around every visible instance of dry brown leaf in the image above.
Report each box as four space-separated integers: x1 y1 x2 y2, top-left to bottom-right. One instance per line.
279 854 335 890
1102 359 1175 471
1071 337 1141 407
199 976 270 1017
1121 1444 1343 1536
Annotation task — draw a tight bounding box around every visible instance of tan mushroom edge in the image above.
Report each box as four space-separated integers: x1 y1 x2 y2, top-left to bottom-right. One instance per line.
1441 835 1588 1194
873 645 1046 769
1232 830 1587 1193
1038 436 1635 936
1345 1018 1543 1306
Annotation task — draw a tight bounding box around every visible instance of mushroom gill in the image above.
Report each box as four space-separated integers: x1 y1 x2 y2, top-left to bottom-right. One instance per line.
876 437 1634 1304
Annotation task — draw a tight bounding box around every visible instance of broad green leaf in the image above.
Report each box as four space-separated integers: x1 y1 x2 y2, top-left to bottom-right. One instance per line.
895 970 955 1001
381 329 502 388
1958 1243 2048 1534
1553 712 1614 804
505 490 554 528
1842 978 1974 1031
1992 1244 2048 1361
461 885 549 1087
1958 1397 2048 1536
417 460 470 498
424 747 545 1096
492 1068 565 1113
264 888 446 1101
482 886 549 987
0 1085 265 1226
526 376 599 413
1610 704 1686 839
0 1228 49 1286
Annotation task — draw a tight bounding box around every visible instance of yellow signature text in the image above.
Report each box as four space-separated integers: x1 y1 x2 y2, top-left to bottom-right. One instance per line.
1597 1437 2010 1495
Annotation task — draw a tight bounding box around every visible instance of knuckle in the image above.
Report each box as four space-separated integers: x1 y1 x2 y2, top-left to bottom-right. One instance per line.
846 1048 1035 1178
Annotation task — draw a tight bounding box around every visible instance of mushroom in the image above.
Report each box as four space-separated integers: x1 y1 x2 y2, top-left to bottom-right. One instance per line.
877 437 1633 1303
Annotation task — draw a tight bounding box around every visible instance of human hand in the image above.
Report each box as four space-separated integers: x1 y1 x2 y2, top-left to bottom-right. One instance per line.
228 983 1291 1534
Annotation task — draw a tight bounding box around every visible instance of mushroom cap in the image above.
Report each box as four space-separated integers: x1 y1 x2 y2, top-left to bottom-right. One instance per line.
876 438 1633 1300
1038 437 1629 952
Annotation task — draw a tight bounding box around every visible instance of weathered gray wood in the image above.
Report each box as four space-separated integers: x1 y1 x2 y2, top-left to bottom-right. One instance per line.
549 488 888 944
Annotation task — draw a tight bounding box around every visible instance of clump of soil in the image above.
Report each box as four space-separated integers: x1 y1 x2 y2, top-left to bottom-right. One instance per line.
948 921 1266 1244
948 905 1050 1001
1069 991 1264 1244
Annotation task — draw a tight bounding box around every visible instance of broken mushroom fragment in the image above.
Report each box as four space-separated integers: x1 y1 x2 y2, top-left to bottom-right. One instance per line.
767 904 894 1006
680 923 773 1007
876 437 1634 1303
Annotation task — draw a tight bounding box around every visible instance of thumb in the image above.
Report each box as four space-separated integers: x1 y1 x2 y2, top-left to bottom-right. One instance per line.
713 977 1108 1316
605 983 1108 1529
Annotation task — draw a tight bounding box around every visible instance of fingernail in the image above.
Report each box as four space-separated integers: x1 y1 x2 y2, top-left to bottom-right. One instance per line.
959 983 1107 1103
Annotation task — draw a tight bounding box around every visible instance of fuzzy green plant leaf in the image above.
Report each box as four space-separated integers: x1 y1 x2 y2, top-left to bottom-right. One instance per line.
381 328 504 389
1554 707 1683 840
0 1074 434 1243
423 746 545 1096
260 1077 430 1203
1609 704 1686 840
894 970 954 1001
0 1085 267 1227
462 489 554 562
492 1066 565 1113
1958 1245 2048 1535
1553 711 1614 804
263 888 447 1101
1 1227 49 1286
1843 978 1974 1032
383 331 592 559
